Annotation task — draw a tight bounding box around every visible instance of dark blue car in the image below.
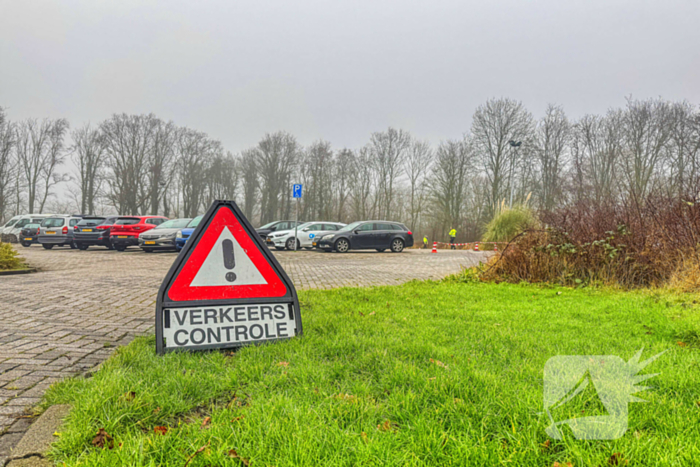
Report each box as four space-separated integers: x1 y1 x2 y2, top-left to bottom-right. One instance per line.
176 215 202 251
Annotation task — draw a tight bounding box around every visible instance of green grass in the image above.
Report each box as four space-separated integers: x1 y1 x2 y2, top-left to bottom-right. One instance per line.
44 281 700 466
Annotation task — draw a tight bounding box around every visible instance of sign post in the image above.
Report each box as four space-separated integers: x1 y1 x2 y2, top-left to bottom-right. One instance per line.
292 184 302 251
155 200 301 354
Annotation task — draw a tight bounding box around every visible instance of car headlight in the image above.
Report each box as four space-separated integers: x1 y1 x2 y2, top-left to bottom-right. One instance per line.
176 231 183 238
164 232 177 239
321 234 335 241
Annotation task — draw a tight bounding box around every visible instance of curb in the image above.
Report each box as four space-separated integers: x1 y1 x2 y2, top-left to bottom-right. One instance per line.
0 269 37 276
1 405 71 467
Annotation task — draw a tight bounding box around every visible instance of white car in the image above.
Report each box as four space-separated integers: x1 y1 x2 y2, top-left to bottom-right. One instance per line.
1 214 57 243
267 221 346 250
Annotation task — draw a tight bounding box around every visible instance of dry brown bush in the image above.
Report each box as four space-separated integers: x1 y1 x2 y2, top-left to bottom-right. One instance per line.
481 193 700 289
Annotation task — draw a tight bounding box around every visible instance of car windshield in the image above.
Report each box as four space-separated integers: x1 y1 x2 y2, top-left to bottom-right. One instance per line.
15 219 33 228
25 223 40 229
3 219 19 228
337 221 363 232
156 219 192 229
77 217 106 226
116 218 140 225
259 221 277 229
187 216 203 228
41 218 66 228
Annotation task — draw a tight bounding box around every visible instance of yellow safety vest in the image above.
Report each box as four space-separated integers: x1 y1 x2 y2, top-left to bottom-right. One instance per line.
423 237 428 243
449 229 456 238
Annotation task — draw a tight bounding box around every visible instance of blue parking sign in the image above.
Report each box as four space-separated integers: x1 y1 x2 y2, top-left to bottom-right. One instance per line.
293 184 302 198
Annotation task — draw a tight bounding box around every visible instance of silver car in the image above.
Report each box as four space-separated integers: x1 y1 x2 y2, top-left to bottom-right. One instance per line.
138 218 192 252
37 216 83 249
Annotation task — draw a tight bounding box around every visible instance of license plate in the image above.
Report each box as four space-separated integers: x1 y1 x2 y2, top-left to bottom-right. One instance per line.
46 231 56 235
83 229 93 232
144 241 156 245
118 235 128 239
24 238 32 241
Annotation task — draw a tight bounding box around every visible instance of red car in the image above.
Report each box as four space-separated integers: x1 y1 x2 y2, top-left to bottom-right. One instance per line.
110 216 169 251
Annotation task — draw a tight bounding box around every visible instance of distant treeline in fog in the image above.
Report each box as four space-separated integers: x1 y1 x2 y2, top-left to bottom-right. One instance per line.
1 96 699 241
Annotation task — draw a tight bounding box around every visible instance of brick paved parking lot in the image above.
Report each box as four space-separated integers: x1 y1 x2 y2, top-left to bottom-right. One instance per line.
0 245 489 460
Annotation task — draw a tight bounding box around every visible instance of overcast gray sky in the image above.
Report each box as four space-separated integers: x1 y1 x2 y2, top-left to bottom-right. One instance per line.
1 0 699 152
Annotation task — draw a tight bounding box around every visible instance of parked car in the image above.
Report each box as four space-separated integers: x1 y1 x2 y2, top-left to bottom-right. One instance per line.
2 214 55 243
138 218 192 252
37 215 83 249
175 215 202 251
0 215 21 238
267 221 346 250
74 216 120 250
19 223 42 247
110 216 168 251
316 221 413 253
256 220 304 240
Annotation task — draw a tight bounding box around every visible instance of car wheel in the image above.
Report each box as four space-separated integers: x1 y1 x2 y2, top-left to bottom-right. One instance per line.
42 244 54 250
70 241 77 249
376 248 385 252
285 238 300 250
390 238 405 253
77 243 89 250
20 241 31 247
106 242 115 250
143 249 153 253
115 246 126 252
335 238 350 253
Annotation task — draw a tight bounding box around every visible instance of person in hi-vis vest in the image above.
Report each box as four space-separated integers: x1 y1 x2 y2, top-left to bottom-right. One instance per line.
448 228 457 249
423 236 429 249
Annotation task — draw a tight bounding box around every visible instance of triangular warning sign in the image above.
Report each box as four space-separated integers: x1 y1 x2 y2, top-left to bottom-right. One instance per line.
166 205 288 301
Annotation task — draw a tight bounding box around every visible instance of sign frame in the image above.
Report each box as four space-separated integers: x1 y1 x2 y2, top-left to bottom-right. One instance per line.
155 200 302 355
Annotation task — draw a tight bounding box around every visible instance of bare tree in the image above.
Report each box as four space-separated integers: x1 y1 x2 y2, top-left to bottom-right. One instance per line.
535 104 571 210
620 97 672 200
101 114 159 215
0 108 16 221
667 101 700 196
333 149 356 222
404 139 433 230
471 98 535 215
301 140 334 220
570 111 623 204
350 146 378 220
147 120 176 215
240 148 259 221
176 128 216 218
257 132 298 224
428 139 471 239
207 151 240 202
71 124 106 214
15 118 70 213
370 128 411 219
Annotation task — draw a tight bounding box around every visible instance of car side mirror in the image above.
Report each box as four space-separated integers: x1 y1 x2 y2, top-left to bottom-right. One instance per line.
302 228 309 232
353 230 359 235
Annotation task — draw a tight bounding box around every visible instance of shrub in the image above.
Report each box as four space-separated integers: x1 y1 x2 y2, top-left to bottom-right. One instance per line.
483 201 539 243
482 193 700 289
0 242 22 270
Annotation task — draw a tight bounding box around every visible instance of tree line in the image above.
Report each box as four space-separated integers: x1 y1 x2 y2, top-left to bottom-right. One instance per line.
1 96 699 242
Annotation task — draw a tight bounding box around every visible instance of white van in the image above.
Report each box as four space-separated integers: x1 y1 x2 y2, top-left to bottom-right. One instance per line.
2 214 58 242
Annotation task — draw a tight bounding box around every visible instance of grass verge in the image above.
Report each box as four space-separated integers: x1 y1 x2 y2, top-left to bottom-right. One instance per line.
44 281 700 466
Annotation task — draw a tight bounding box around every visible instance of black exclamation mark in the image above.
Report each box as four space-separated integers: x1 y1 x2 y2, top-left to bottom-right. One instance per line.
223 239 236 282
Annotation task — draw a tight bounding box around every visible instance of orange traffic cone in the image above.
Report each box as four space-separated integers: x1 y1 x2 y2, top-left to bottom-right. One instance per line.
474 242 479 251
493 243 498 252
431 242 437 253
